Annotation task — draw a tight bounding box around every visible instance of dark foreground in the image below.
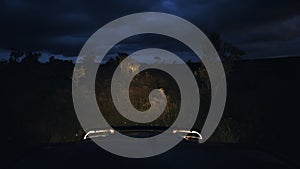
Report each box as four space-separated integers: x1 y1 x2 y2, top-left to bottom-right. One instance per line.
11 140 296 169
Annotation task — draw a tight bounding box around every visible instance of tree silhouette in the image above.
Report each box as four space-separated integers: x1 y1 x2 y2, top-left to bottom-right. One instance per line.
22 50 41 64
209 32 245 60
194 33 245 90
9 49 24 63
8 49 41 64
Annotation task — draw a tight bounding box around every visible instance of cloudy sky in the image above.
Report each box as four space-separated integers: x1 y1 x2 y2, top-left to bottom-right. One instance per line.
0 0 299 59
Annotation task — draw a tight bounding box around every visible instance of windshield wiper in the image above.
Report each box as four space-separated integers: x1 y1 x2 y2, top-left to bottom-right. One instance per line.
83 128 202 141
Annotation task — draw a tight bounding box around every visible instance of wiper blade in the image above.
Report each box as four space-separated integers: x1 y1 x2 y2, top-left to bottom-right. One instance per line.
83 128 202 141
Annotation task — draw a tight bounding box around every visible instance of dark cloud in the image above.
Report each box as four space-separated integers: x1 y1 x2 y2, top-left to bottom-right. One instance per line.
0 0 299 58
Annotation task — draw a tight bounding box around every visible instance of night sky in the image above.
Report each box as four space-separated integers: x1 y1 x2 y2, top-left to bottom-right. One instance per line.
0 0 299 59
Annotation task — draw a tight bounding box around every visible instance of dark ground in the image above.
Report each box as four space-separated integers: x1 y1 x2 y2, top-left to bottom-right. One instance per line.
1 56 300 168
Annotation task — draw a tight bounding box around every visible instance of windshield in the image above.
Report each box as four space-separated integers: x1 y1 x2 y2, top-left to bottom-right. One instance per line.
2 1 300 168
